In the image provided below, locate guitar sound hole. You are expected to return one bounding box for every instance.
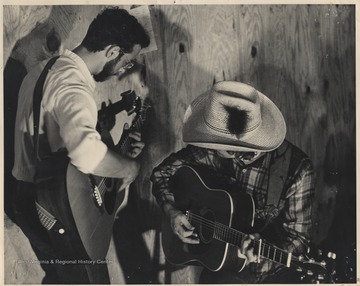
[104,190,116,214]
[198,209,215,244]
[104,179,113,189]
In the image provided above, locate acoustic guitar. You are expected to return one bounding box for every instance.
[161,165,335,283]
[35,90,148,260]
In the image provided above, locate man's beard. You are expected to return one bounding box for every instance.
[93,55,121,82]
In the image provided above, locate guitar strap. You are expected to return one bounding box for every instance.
[32,58,96,262]
[33,56,60,161]
[257,141,292,233]
[32,56,63,231]
[267,140,292,206]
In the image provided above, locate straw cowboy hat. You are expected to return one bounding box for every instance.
[182,81,286,152]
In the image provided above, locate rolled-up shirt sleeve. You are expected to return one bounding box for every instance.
[151,152,190,209]
[50,84,108,174]
[151,145,217,209]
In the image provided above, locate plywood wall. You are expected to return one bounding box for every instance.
[141,5,356,282]
[145,3,356,237]
[4,4,355,284]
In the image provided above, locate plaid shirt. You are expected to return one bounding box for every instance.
[151,140,314,257]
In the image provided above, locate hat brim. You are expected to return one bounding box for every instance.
[182,88,286,152]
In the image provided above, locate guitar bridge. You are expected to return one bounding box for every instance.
[92,185,103,207]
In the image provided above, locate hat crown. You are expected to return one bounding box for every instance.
[182,80,286,152]
[204,82,262,136]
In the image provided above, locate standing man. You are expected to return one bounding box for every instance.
[151,81,315,283]
[12,7,150,284]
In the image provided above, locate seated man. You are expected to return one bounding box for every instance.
[150,81,315,283]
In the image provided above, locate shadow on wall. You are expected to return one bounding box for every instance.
[11,5,81,70]
[4,15,65,284]
[111,7,207,284]
[253,37,356,284]
[111,7,356,283]
[312,40,356,283]
[321,132,356,283]
[3,58,28,221]
[4,10,65,222]
[5,4,355,285]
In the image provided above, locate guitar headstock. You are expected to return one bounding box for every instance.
[120,90,140,116]
[97,89,141,134]
[292,248,336,283]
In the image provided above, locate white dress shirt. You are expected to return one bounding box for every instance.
[12,49,107,183]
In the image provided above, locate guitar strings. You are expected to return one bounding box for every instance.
[188,213,330,279]
[187,209,332,281]
[188,212,304,268]
[189,211,328,277]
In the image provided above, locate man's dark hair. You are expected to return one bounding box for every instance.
[81,7,150,53]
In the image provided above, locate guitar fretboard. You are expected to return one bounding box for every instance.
[96,102,149,195]
[187,211,291,267]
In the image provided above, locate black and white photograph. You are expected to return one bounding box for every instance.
[2,2,357,284]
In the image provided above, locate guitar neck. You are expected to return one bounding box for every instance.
[98,90,137,121]
[187,211,292,268]
[115,117,143,154]
[94,104,148,195]
[98,99,130,119]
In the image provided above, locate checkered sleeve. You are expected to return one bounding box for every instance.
[281,157,315,254]
[150,145,213,210]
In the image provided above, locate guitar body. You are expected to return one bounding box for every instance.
[34,91,144,261]
[161,166,335,283]
[66,164,126,260]
[35,152,126,260]
[162,165,255,272]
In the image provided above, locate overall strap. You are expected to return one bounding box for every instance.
[256,141,293,233]
[266,140,292,206]
[33,56,60,161]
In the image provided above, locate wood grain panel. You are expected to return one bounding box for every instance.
[4,4,355,284]
[142,5,355,282]
[3,5,52,64]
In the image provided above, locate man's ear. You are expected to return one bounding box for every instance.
[105,45,121,59]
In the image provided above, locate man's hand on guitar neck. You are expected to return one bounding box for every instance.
[239,234,259,265]
[163,203,200,244]
[125,131,145,158]
[238,233,275,272]
[117,110,145,159]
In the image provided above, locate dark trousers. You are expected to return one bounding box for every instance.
[12,181,110,284]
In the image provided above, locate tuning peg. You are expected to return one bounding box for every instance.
[309,258,315,263]
[298,255,304,261]
[320,260,326,267]
[327,252,336,260]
